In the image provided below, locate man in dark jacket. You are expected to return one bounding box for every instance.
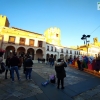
[24,55,33,80]
[10,53,20,82]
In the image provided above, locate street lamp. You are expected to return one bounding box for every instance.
[81,34,91,55]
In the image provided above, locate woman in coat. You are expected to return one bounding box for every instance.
[55,59,67,89]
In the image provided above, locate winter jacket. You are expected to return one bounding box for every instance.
[55,62,66,79]
[24,58,33,68]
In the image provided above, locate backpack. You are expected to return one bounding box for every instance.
[0,62,5,73]
[49,75,56,84]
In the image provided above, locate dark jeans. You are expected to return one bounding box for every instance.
[11,66,20,81]
[57,78,64,88]
[25,68,32,79]
[50,62,54,66]
[78,64,82,70]
[5,69,11,79]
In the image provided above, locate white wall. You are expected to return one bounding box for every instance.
[46,43,81,59]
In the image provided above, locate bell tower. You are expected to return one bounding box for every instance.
[44,27,61,46]
[0,15,10,27]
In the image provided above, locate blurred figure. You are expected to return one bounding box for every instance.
[55,59,67,89]
[46,58,49,65]
[95,56,100,72]
[23,54,27,74]
[0,50,5,74]
[24,55,33,80]
[5,56,11,79]
[18,56,23,70]
[77,58,81,70]
[38,58,40,63]
[10,53,20,82]
[50,57,54,67]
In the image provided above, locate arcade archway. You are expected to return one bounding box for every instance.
[17,47,25,56]
[27,48,34,60]
[36,49,43,59]
[5,46,15,58]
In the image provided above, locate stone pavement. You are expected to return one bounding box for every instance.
[34,63,100,100]
[0,63,100,100]
[0,67,43,100]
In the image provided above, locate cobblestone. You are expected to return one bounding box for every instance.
[0,63,100,100]
[34,63,100,100]
[0,65,43,100]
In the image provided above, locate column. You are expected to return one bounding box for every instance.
[34,39,38,47]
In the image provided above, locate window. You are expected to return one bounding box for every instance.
[51,46,53,51]
[8,36,15,44]
[47,46,49,51]
[55,47,57,52]
[61,49,63,53]
[74,51,76,54]
[70,50,72,54]
[19,38,25,45]
[56,34,58,37]
[66,50,68,53]
[29,39,34,46]
[38,41,42,47]
[77,51,78,55]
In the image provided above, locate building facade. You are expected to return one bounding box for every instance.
[45,43,80,61]
[78,37,100,57]
[0,15,99,62]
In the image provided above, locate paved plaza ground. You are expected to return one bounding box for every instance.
[0,63,100,100]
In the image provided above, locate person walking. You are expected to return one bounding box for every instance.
[5,56,11,79]
[55,59,67,89]
[10,53,20,82]
[77,58,81,70]
[23,54,27,74]
[24,55,33,80]
[18,56,23,70]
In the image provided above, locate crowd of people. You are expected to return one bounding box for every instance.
[0,49,68,89]
[38,57,55,67]
[0,51,33,82]
[1,48,100,90]
[70,55,100,72]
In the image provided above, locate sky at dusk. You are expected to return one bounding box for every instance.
[0,0,100,47]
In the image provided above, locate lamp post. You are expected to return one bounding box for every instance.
[81,34,90,55]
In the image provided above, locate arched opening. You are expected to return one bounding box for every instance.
[17,47,25,56]
[51,54,53,58]
[5,46,15,59]
[60,54,64,59]
[27,48,34,60]
[70,55,72,59]
[36,49,43,59]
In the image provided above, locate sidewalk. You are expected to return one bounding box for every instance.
[0,63,100,100]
